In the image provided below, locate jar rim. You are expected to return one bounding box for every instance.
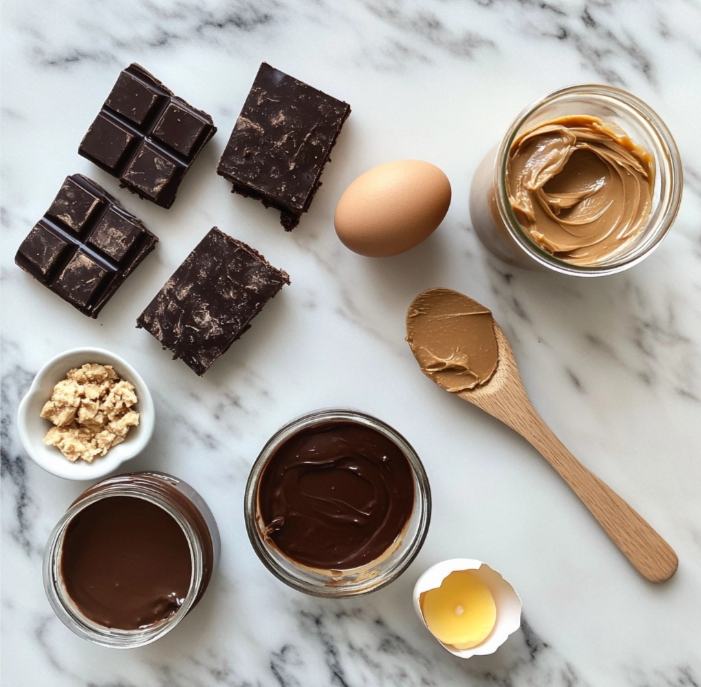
[494,83,683,276]
[43,482,205,649]
[244,408,432,597]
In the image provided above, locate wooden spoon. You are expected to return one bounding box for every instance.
[406,288,678,583]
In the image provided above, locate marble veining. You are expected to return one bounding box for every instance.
[1,342,40,558]
[2,0,701,685]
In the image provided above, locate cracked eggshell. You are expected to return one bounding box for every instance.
[413,558,522,658]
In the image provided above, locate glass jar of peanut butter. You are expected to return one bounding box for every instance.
[469,84,682,276]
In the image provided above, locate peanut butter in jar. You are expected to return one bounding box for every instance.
[469,85,682,277]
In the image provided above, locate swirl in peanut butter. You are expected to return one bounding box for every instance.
[507,116,654,265]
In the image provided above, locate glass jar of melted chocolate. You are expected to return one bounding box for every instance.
[43,471,220,648]
[245,409,431,597]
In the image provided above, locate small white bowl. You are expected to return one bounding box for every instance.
[17,348,155,480]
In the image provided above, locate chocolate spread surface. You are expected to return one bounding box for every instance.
[258,421,415,570]
[61,495,192,630]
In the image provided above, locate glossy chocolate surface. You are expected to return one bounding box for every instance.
[61,496,192,631]
[14,174,158,318]
[258,421,415,569]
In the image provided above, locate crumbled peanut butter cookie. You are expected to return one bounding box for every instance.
[41,363,139,463]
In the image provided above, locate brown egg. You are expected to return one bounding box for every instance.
[334,160,451,257]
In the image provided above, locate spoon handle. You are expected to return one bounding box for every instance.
[513,404,678,582]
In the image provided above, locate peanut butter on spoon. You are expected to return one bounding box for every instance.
[406,289,498,392]
[406,288,678,583]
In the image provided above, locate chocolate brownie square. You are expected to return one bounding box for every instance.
[217,63,350,230]
[136,227,290,375]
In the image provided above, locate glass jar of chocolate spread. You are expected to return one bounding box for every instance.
[245,408,431,597]
[43,471,220,648]
[469,84,682,276]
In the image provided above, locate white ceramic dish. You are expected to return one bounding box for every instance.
[17,348,155,480]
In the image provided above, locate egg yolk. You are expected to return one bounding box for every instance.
[420,571,497,649]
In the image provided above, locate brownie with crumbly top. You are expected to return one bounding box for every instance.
[217,63,350,230]
[136,227,290,376]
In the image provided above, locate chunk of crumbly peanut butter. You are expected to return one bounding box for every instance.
[41,363,139,463]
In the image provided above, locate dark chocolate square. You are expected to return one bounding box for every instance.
[53,250,112,309]
[105,71,162,125]
[17,223,72,278]
[79,113,137,173]
[78,63,216,209]
[136,227,290,376]
[15,174,158,318]
[46,177,101,234]
[216,63,350,230]
[121,141,182,207]
[87,208,144,264]
[152,101,209,156]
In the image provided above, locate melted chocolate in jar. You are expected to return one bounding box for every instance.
[258,421,415,569]
[61,496,192,630]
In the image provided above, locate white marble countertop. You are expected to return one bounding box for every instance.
[2,1,701,685]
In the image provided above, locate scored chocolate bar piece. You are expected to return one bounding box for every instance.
[217,63,351,230]
[136,227,290,376]
[79,63,216,208]
[15,174,158,318]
